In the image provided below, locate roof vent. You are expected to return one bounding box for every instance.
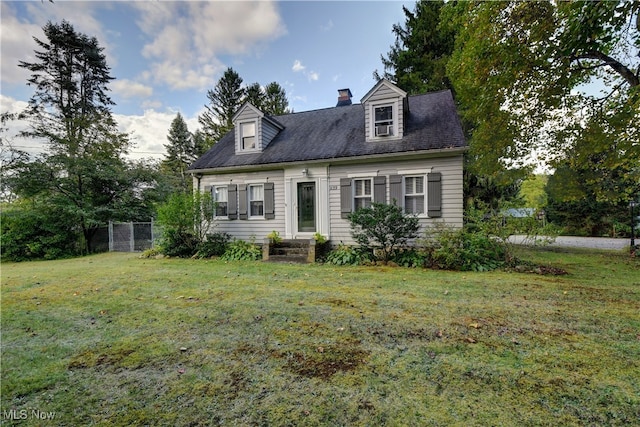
[336,88,352,107]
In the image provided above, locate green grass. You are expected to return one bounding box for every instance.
[1,249,639,426]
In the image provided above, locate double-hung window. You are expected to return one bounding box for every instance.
[241,122,256,150]
[374,105,394,137]
[353,178,372,210]
[212,186,228,218]
[404,176,425,214]
[248,184,264,217]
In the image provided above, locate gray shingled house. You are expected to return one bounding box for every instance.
[188,79,467,246]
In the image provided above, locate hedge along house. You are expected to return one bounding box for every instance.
[188,79,467,245]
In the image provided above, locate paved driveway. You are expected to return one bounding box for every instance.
[509,235,631,251]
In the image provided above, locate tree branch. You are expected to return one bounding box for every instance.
[571,50,639,87]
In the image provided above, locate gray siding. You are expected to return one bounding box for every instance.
[200,170,285,241]
[262,119,280,149]
[197,155,463,246]
[328,155,464,244]
[233,108,280,151]
[363,84,404,141]
[234,107,261,151]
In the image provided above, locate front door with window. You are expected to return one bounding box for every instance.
[297,182,316,232]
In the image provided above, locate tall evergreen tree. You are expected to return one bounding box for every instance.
[191,129,210,158]
[244,82,265,111]
[162,113,196,193]
[198,67,245,142]
[12,20,158,254]
[198,69,291,145]
[375,0,454,94]
[263,82,290,115]
[19,21,120,153]
[243,81,290,115]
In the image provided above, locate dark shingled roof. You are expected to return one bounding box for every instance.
[189,89,466,171]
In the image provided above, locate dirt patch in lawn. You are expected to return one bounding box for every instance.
[275,339,369,380]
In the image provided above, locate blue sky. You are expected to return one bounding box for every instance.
[1,1,412,159]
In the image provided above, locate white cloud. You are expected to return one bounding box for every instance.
[133,1,286,91]
[0,93,197,162]
[112,79,153,100]
[0,3,45,86]
[292,59,319,82]
[292,60,306,72]
[141,100,164,111]
[115,110,176,160]
[0,95,45,157]
[114,110,202,161]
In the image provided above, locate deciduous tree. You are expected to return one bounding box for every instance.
[446,1,639,201]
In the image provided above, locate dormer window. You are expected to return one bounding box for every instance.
[374,105,394,137]
[240,122,256,150]
[361,79,407,142]
[232,102,284,154]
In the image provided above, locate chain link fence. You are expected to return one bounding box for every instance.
[92,221,160,252]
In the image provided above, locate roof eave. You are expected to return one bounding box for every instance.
[187,146,468,175]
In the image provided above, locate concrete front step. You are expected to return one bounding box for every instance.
[266,254,309,264]
[277,239,311,248]
[263,238,314,263]
[271,247,308,256]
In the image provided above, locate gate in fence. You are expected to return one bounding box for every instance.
[107,221,158,252]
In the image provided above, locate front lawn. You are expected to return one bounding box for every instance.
[1,249,639,426]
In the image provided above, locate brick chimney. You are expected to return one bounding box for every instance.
[336,88,352,107]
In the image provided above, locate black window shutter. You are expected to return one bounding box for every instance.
[264,182,275,219]
[373,176,386,203]
[238,184,248,220]
[389,175,403,207]
[427,172,442,217]
[227,184,238,219]
[340,178,352,219]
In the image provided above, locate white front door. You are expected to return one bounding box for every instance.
[285,166,329,239]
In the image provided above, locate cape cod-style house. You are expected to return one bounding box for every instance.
[188,79,467,247]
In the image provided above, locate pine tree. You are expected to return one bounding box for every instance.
[198,67,245,142]
[192,129,210,158]
[162,113,195,193]
[14,20,158,254]
[244,82,265,111]
[244,81,290,115]
[263,82,290,115]
[375,0,454,94]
